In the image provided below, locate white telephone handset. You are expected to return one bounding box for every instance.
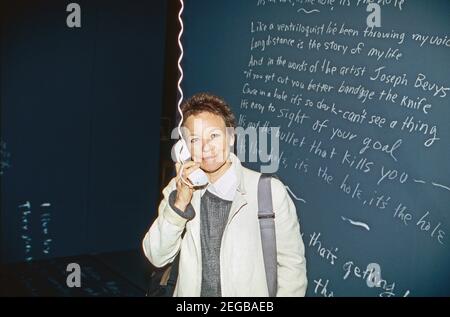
[172,139,209,187]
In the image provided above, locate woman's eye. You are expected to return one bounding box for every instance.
[211,133,220,139]
[190,138,199,144]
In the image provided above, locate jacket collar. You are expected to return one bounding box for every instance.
[229,152,246,195]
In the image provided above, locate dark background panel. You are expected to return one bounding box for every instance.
[1,0,96,262]
[1,0,166,263]
[85,0,166,253]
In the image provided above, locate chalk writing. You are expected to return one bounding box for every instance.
[0,140,11,175]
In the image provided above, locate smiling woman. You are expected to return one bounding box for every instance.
[183,111,234,181]
[180,94,236,182]
[142,92,308,297]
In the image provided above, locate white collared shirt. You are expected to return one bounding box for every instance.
[201,162,238,202]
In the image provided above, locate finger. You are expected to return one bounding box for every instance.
[183,162,201,174]
[179,174,194,189]
[183,167,201,181]
[175,162,181,174]
[176,168,193,187]
[178,163,199,180]
[182,161,198,169]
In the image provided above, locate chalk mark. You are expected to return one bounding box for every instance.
[341,216,370,231]
[297,8,320,14]
[285,186,306,203]
[19,201,31,209]
[432,182,450,192]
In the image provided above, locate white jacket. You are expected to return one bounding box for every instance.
[142,153,307,297]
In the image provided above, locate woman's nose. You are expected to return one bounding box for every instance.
[202,139,214,153]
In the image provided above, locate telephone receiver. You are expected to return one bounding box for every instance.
[172,139,209,187]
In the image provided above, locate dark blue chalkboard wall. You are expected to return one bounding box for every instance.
[182,0,450,296]
[1,0,166,263]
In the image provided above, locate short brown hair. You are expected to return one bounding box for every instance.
[181,93,236,128]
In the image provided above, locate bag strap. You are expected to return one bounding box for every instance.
[258,173,277,297]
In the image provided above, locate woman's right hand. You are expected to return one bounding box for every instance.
[173,161,201,212]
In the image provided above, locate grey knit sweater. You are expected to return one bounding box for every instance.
[169,190,233,297]
[199,190,232,297]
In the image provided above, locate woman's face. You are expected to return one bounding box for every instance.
[183,111,234,174]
